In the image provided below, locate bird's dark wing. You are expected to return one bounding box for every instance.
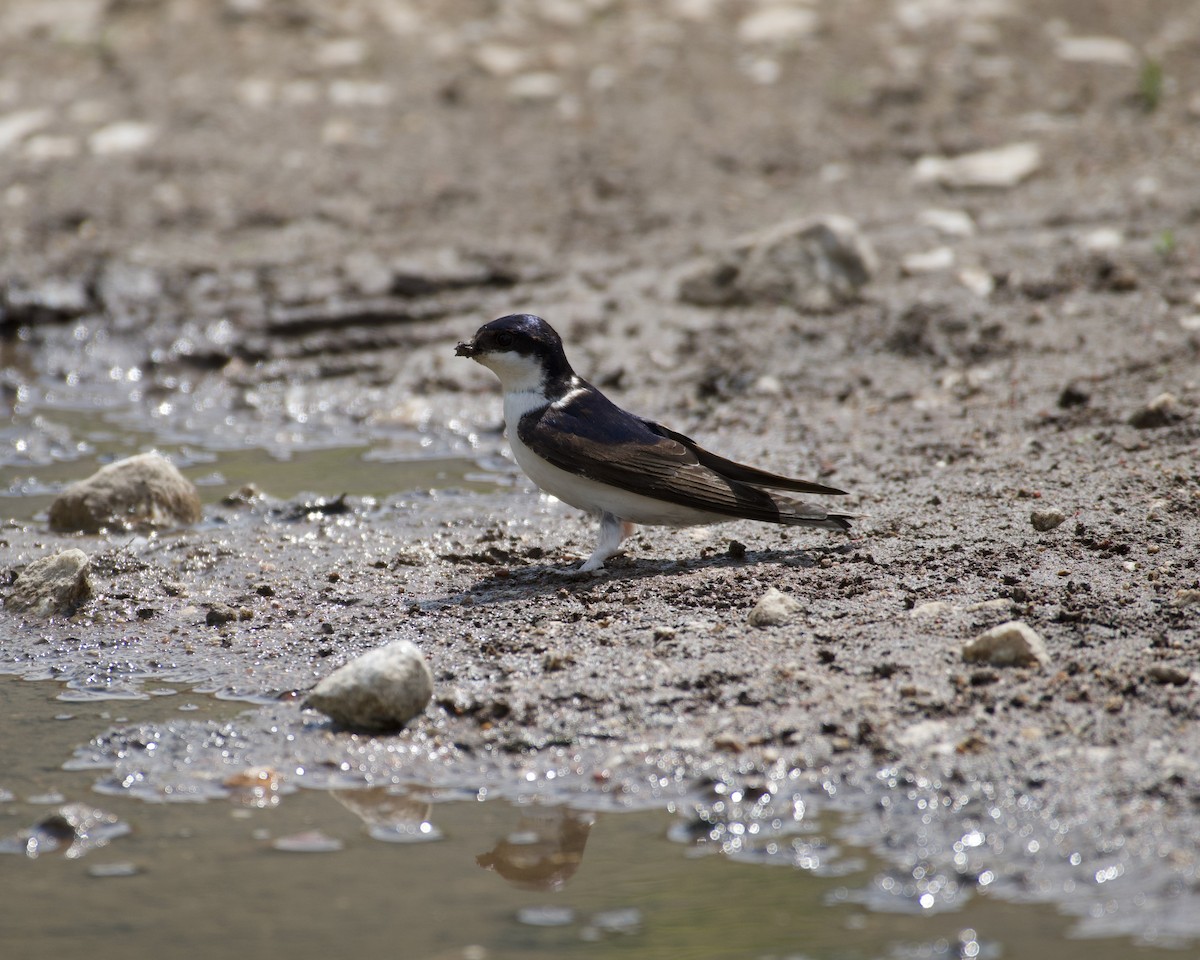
[646,422,846,495]
[518,386,847,525]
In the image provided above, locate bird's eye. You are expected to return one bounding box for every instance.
[496,331,514,348]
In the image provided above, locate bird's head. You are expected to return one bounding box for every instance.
[456,314,573,390]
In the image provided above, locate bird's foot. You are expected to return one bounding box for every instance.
[561,513,633,577]
[547,562,607,578]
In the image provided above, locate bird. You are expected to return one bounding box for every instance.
[456,313,851,573]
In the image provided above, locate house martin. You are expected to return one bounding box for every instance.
[456,314,851,573]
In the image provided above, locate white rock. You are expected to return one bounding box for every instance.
[49,452,201,533]
[0,108,52,152]
[958,267,995,298]
[737,6,818,44]
[748,587,802,627]
[315,38,368,68]
[902,246,955,275]
[88,121,157,156]
[962,621,1050,669]
[918,208,976,237]
[473,43,528,78]
[1055,36,1138,67]
[6,550,93,618]
[1079,227,1123,251]
[913,142,1041,189]
[306,640,434,731]
[752,374,783,396]
[964,599,1012,613]
[911,600,953,619]
[508,72,563,101]
[1178,314,1200,332]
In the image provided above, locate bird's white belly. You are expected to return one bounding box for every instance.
[506,421,727,528]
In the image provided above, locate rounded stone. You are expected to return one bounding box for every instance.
[306,640,434,732]
[49,452,202,533]
[962,621,1050,669]
[748,587,802,627]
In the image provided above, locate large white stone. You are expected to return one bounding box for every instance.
[49,452,201,533]
[307,641,434,731]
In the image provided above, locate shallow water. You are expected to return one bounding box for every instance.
[0,403,502,522]
[1,385,1195,958]
[0,675,1185,960]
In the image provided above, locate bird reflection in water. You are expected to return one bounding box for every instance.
[476,805,595,890]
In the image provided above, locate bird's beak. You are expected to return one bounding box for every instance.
[455,340,478,358]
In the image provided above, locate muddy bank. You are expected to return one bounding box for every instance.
[2,0,1199,946]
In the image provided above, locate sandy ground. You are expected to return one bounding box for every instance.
[3,0,1200,944]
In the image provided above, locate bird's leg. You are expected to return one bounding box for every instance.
[574,513,636,574]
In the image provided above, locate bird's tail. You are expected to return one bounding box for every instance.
[772,494,854,531]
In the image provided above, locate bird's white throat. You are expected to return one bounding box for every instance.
[473,350,545,394]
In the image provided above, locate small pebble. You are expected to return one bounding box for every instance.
[918,208,975,237]
[88,121,157,155]
[1146,664,1190,686]
[958,267,995,298]
[913,142,1041,189]
[1055,35,1138,66]
[962,621,1050,669]
[901,246,955,275]
[473,43,527,77]
[737,7,818,44]
[910,600,953,619]
[748,587,801,627]
[1030,507,1067,532]
[507,72,562,101]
